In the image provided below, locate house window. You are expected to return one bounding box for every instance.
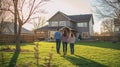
[81,32,89,38]
[59,21,66,26]
[77,22,87,27]
[51,21,58,26]
[115,27,119,31]
[115,27,120,31]
[49,31,55,39]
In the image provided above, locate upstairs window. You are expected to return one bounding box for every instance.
[115,27,120,31]
[77,22,87,27]
[59,21,66,26]
[51,21,58,26]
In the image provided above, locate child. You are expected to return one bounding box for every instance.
[68,32,76,54]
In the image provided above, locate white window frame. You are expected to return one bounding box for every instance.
[59,21,66,26]
[51,21,58,26]
[77,22,87,27]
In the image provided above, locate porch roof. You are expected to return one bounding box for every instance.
[36,25,63,31]
[36,26,77,32]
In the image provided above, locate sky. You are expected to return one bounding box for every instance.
[23,0,101,33]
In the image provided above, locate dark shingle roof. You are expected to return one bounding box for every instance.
[68,14,93,22]
[2,22,34,35]
[36,26,74,31]
[36,25,63,31]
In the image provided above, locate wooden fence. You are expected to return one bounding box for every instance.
[0,34,35,43]
[92,36,120,41]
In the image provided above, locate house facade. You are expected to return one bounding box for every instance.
[36,11,94,40]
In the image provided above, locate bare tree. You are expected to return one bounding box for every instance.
[0,0,49,51]
[0,0,12,34]
[32,17,46,31]
[92,0,120,20]
[101,18,115,36]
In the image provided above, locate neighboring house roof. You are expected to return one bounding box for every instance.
[2,22,34,35]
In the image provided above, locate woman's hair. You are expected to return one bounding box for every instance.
[63,30,67,37]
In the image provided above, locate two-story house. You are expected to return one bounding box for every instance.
[36,11,94,40]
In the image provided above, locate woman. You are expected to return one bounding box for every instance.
[68,32,75,54]
[61,30,68,55]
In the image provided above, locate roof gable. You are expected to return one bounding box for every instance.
[48,11,93,23]
[48,11,71,21]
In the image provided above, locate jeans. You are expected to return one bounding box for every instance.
[70,43,74,54]
[62,42,68,55]
[56,39,61,53]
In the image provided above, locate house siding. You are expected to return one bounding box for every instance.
[75,22,89,32]
[76,27,89,33]
[48,13,71,27]
[70,22,76,28]
[89,17,94,36]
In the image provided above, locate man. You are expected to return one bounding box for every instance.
[54,28,61,54]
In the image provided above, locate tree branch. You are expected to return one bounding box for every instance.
[0,8,14,14]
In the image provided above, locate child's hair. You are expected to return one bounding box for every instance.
[63,30,67,37]
[71,33,74,37]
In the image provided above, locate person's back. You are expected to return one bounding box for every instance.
[69,36,75,43]
[54,31,61,39]
[61,35,67,42]
[54,29,61,54]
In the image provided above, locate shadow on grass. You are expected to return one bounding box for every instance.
[76,41,120,50]
[20,43,34,46]
[63,55,108,67]
[8,51,20,67]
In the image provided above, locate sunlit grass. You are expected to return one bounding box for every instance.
[0,41,120,67]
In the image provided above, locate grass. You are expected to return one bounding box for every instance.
[0,41,120,67]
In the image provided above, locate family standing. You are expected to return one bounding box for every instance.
[54,28,76,55]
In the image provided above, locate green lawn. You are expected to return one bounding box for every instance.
[0,41,120,67]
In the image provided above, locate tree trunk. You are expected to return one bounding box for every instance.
[15,23,22,51]
[15,34,21,51]
[13,0,21,51]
